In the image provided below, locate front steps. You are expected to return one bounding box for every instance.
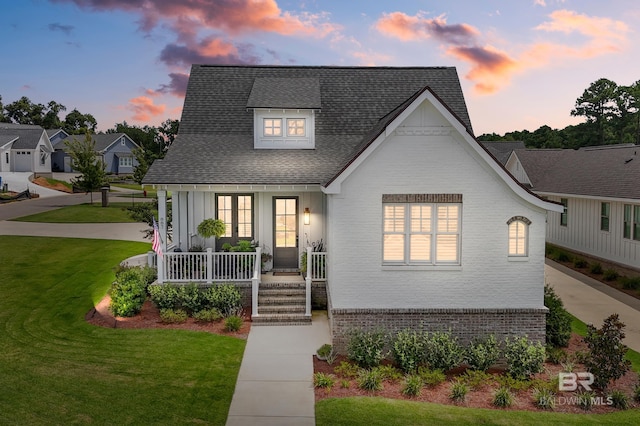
[252,282,311,325]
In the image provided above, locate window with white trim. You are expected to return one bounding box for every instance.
[254,109,314,149]
[600,202,610,232]
[560,198,568,226]
[507,216,530,257]
[383,195,461,265]
[119,156,133,167]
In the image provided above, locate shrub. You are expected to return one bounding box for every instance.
[159,308,188,323]
[546,346,567,364]
[224,315,243,332]
[584,314,631,390]
[317,344,333,359]
[391,329,427,373]
[417,367,446,387]
[401,375,423,397]
[340,379,351,389]
[608,389,629,410]
[464,335,500,371]
[201,284,242,316]
[179,283,203,314]
[460,370,494,390]
[544,285,572,347]
[334,361,360,379]
[573,258,588,268]
[590,262,603,274]
[192,308,222,323]
[533,387,556,410]
[423,331,464,372]
[571,350,589,365]
[450,380,469,403]
[504,336,545,380]
[633,383,640,402]
[495,375,533,392]
[374,365,403,382]
[356,369,383,392]
[493,386,514,408]
[578,390,596,411]
[149,284,181,310]
[555,251,571,262]
[603,269,619,281]
[620,276,640,290]
[313,372,335,390]
[347,329,388,368]
[109,268,147,317]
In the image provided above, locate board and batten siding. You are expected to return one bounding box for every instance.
[326,100,549,310]
[545,195,640,269]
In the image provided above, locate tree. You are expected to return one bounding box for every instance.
[65,133,106,203]
[63,108,97,134]
[571,78,619,145]
[4,96,46,125]
[0,95,7,123]
[42,101,66,129]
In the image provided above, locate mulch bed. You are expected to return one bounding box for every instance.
[314,334,639,414]
[86,294,251,339]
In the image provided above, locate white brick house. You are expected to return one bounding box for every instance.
[143,65,562,349]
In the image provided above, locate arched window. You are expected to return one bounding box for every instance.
[507,216,531,257]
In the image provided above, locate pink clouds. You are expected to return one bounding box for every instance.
[128,96,166,122]
[375,9,630,95]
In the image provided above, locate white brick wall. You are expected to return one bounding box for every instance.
[327,102,548,310]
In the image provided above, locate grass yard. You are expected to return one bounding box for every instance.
[0,236,245,425]
[316,316,640,425]
[10,202,148,223]
[110,183,160,198]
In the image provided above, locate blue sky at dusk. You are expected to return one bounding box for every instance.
[1,0,638,135]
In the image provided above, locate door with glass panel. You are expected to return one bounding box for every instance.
[216,194,253,250]
[273,197,298,269]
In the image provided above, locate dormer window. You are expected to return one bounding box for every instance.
[247,77,321,150]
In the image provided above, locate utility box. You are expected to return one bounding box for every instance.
[101,186,109,207]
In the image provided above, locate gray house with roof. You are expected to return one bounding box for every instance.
[55,133,140,174]
[144,65,562,350]
[506,145,640,270]
[0,123,53,173]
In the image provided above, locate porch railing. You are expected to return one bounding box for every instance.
[155,248,260,284]
[304,248,327,317]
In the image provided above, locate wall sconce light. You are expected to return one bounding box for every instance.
[304,207,311,225]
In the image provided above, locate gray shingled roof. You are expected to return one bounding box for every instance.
[0,124,46,150]
[247,78,321,109]
[144,65,474,185]
[60,133,131,152]
[481,141,526,165]
[514,145,640,200]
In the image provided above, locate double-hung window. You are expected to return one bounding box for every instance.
[626,204,640,241]
[560,198,568,226]
[600,202,610,232]
[383,194,461,266]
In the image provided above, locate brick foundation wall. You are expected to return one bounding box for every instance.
[329,307,547,354]
[312,281,327,310]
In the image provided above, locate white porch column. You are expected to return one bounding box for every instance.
[305,247,312,317]
[157,190,167,284]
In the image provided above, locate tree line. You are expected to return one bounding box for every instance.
[0,94,178,184]
[480,78,640,148]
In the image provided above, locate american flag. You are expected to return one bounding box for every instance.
[152,217,163,258]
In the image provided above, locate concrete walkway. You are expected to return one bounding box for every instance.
[545,259,640,353]
[0,221,149,242]
[226,311,331,426]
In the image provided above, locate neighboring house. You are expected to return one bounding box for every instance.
[481,141,526,165]
[506,145,640,270]
[143,65,562,351]
[57,133,140,174]
[47,129,70,172]
[0,123,53,173]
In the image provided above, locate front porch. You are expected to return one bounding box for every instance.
[151,248,327,324]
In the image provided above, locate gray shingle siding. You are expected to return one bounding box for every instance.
[145,65,473,185]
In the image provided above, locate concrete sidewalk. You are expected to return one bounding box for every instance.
[226,312,331,426]
[0,221,149,242]
[545,259,640,353]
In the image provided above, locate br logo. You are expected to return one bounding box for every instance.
[558,372,594,391]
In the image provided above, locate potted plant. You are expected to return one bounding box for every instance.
[197,218,226,246]
[316,344,333,361]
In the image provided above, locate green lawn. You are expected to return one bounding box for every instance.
[110,183,159,198]
[0,236,245,425]
[10,202,147,223]
[316,315,640,425]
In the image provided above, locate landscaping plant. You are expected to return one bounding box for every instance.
[504,336,545,380]
[544,285,572,347]
[159,308,188,323]
[464,334,500,371]
[347,329,388,368]
[584,314,631,390]
[449,380,469,403]
[391,329,427,373]
[423,331,464,372]
[224,315,243,332]
[493,386,514,408]
[401,375,423,397]
[109,267,148,317]
[356,369,384,392]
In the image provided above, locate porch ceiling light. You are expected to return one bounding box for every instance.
[304,207,311,225]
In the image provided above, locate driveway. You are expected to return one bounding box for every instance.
[0,172,70,198]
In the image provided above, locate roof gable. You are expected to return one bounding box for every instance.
[0,124,50,150]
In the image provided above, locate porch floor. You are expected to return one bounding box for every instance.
[260,271,304,284]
